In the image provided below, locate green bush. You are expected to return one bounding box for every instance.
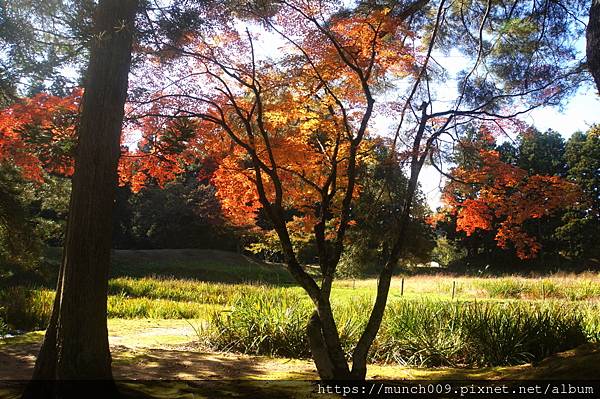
[460,302,586,366]
[378,300,588,367]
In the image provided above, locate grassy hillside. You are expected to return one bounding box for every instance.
[41,247,294,285]
[111,249,293,284]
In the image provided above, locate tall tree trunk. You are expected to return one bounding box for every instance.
[588,0,600,93]
[306,309,352,380]
[306,312,337,380]
[22,0,138,397]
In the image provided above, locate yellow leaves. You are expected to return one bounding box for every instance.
[264,110,289,127]
[298,116,320,136]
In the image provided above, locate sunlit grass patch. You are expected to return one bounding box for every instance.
[334,274,600,301]
[109,277,244,304]
[2,270,600,367]
[108,295,222,319]
[0,285,228,330]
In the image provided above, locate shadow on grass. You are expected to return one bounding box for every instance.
[111,249,296,286]
[0,341,321,398]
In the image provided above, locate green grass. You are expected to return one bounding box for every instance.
[0,286,226,330]
[108,295,222,319]
[333,273,600,301]
[111,249,294,284]
[3,270,600,334]
[0,249,295,331]
[2,249,600,373]
[202,288,313,358]
[203,294,599,368]
[109,277,260,304]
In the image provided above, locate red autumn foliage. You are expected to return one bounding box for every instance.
[438,127,581,259]
[0,90,81,181]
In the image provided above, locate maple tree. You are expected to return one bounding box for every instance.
[0,93,79,278]
[0,0,590,384]
[120,0,588,380]
[436,125,581,259]
[122,0,423,379]
[0,91,80,182]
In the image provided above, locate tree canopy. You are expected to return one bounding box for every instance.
[0,0,597,385]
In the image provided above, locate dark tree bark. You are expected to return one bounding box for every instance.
[22,0,138,397]
[306,312,336,380]
[588,0,600,93]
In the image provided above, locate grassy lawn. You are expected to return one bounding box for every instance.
[1,248,600,395]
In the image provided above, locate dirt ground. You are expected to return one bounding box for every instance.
[0,319,320,381]
[1,319,599,398]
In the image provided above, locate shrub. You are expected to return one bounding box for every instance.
[374,301,467,367]
[459,302,586,366]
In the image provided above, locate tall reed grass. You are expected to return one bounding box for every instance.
[203,292,598,368]
[108,277,254,304]
[203,288,312,358]
[2,274,599,369]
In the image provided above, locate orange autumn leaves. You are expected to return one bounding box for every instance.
[439,137,580,259]
[208,94,361,230]
[207,12,413,229]
[0,91,80,181]
[120,4,416,233]
[0,3,576,260]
